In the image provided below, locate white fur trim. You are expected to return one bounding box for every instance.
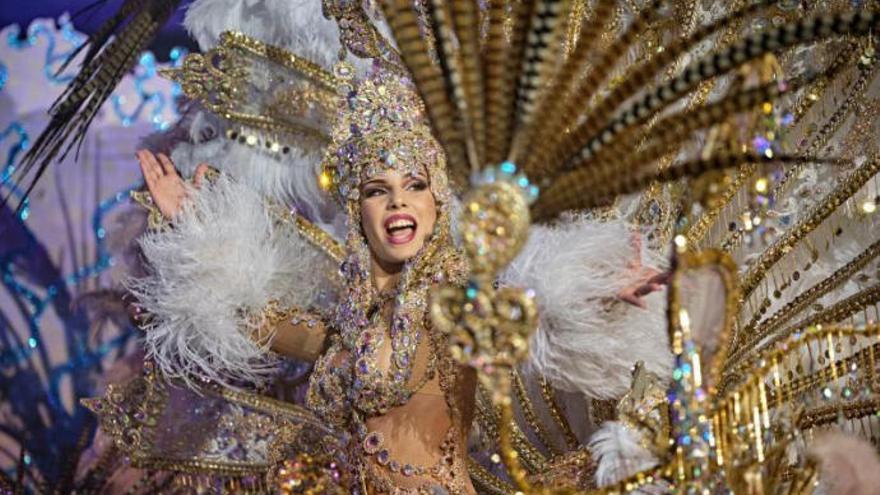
[129,176,339,389]
[503,216,672,399]
[809,431,880,495]
[589,421,660,488]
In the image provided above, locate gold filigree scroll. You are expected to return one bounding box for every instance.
[83,359,348,492]
[161,31,337,146]
[606,252,880,494]
[162,41,248,116]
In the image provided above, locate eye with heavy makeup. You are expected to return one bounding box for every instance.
[359,167,438,273]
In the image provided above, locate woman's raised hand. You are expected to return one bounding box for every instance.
[136,149,209,219]
[617,268,669,309]
[616,232,669,309]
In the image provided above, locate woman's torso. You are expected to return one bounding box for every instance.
[307,309,476,494]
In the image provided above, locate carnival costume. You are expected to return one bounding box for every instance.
[11,0,880,493]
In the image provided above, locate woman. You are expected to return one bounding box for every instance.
[132,68,666,493]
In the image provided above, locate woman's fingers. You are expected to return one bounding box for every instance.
[137,152,153,186]
[626,232,644,270]
[157,153,177,176]
[193,163,210,189]
[138,150,163,180]
[618,278,665,309]
[619,291,648,309]
[137,150,162,189]
[634,283,664,297]
[645,270,671,286]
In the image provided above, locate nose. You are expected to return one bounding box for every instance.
[388,188,407,209]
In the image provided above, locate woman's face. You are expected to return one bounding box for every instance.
[360,166,438,269]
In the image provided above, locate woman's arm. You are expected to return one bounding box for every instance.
[270,320,328,362]
[253,306,329,362]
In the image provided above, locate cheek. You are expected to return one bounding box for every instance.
[360,200,382,241]
[418,195,438,235]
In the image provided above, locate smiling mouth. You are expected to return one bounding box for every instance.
[384,214,417,245]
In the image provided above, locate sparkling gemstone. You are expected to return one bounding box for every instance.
[363,431,383,453]
[356,359,370,374]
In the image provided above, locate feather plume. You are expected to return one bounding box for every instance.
[183,0,341,68]
[502,215,671,398]
[11,0,182,204]
[809,432,880,495]
[589,421,660,489]
[128,175,339,390]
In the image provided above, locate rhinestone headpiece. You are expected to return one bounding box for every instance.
[320,63,447,205]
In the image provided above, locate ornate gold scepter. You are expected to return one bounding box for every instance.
[430,162,540,491]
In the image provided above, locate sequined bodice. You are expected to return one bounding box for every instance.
[306,319,477,493]
[306,318,437,428]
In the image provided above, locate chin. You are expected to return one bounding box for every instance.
[385,246,420,264]
[380,238,426,265]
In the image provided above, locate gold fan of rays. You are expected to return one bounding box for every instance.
[383,0,878,219]
[386,0,880,493]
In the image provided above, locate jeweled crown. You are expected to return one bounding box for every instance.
[320,63,446,205]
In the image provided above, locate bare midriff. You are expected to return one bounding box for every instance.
[363,329,477,493]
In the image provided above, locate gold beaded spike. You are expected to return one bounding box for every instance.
[385,0,880,221]
[380,0,471,186]
[482,0,529,165]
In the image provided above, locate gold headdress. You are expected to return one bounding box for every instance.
[308,63,468,434]
[320,64,449,206]
[317,62,462,288]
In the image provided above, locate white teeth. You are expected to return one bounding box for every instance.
[387,219,415,229]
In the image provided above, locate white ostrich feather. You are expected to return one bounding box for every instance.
[502,215,672,399]
[184,0,341,68]
[128,175,339,390]
[589,421,661,490]
[168,130,344,233]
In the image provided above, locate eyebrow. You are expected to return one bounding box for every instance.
[361,173,427,188]
[361,177,388,188]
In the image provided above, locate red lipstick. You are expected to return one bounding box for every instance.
[383,213,417,245]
